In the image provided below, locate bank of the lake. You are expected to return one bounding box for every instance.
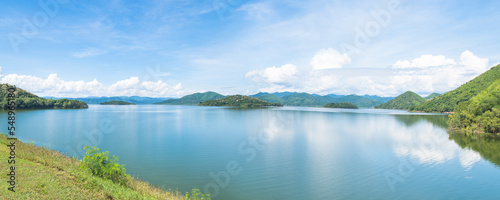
[0,134,183,199]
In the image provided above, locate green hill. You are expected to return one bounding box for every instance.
[198,95,283,107]
[425,93,441,100]
[448,79,500,136]
[0,84,88,109]
[281,93,334,106]
[375,91,425,110]
[410,64,500,112]
[323,102,359,109]
[252,94,285,104]
[155,91,224,105]
[100,100,135,105]
[332,95,382,108]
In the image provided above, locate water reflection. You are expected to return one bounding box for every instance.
[449,132,500,168]
[391,114,482,169]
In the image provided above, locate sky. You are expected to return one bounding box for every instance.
[0,0,499,97]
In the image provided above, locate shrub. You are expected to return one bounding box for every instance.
[81,146,129,185]
[185,188,211,200]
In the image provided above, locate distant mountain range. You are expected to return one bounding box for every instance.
[46,91,394,107]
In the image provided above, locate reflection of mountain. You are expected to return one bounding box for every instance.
[393,114,449,129]
[449,132,500,167]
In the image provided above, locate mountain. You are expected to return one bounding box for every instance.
[362,95,394,103]
[272,92,300,98]
[409,64,500,112]
[155,91,225,105]
[198,95,283,107]
[375,91,425,110]
[448,79,500,136]
[251,94,285,104]
[100,100,135,105]
[326,94,346,99]
[1,84,88,109]
[281,93,334,106]
[425,93,441,100]
[46,96,172,104]
[323,102,359,109]
[331,95,382,108]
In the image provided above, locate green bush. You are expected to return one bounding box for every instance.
[80,146,129,185]
[185,188,211,200]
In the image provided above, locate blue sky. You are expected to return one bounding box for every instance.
[1,0,499,97]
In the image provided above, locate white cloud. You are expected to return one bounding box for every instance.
[393,54,457,68]
[0,74,185,97]
[311,48,351,70]
[237,3,273,20]
[246,50,491,96]
[72,47,108,58]
[245,64,298,83]
[459,50,489,73]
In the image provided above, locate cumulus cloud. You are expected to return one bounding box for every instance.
[311,48,351,70]
[393,54,457,68]
[0,74,185,97]
[245,64,298,83]
[459,50,489,73]
[246,50,491,96]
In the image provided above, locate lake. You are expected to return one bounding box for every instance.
[2,105,500,199]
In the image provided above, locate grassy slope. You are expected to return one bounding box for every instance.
[410,64,500,112]
[375,91,425,110]
[0,134,182,200]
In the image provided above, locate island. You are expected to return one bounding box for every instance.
[100,100,136,105]
[198,95,283,108]
[323,102,359,109]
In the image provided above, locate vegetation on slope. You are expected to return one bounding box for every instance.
[425,93,441,100]
[323,102,359,109]
[198,95,283,107]
[280,93,334,106]
[0,134,187,199]
[362,95,394,103]
[410,64,500,112]
[448,79,500,137]
[0,84,88,109]
[100,100,136,105]
[250,93,285,104]
[376,91,425,110]
[155,91,224,105]
[332,94,382,107]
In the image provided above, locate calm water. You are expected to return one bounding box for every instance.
[2,105,500,199]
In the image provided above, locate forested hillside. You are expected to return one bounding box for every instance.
[0,84,88,109]
[155,91,224,105]
[409,64,500,112]
[376,91,425,110]
[198,95,282,107]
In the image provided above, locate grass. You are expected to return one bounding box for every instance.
[0,134,184,200]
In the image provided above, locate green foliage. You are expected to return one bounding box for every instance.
[425,93,441,100]
[410,64,500,112]
[375,91,425,110]
[0,84,88,110]
[100,100,135,105]
[448,79,500,136]
[198,95,283,107]
[185,188,211,200]
[80,146,130,185]
[323,102,359,109]
[155,91,225,105]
